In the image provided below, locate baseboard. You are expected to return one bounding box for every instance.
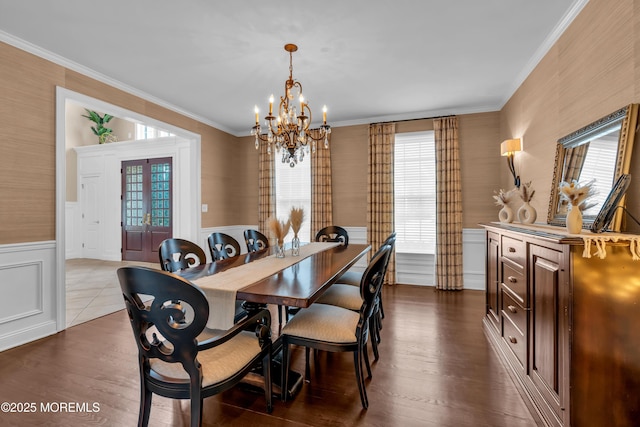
[0,321,57,352]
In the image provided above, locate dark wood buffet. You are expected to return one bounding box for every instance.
[481,222,640,427]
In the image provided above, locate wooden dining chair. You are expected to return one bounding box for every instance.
[207,232,241,261]
[117,266,273,427]
[315,225,349,246]
[159,237,245,323]
[244,229,270,253]
[280,244,392,409]
[314,233,396,360]
[158,238,207,272]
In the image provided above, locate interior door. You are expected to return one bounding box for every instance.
[122,157,173,262]
[81,175,101,259]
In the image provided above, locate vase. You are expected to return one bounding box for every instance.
[291,235,300,256]
[566,204,583,234]
[517,202,537,224]
[498,206,514,223]
[276,241,285,258]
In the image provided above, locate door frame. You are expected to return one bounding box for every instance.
[56,87,202,331]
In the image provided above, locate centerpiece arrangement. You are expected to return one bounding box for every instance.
[268,217,291,258]
[289,207,305,256]
[558,179,596,234]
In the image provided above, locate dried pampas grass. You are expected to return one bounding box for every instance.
[493,188,514,207]
[559,179,596,207]
[519,181,535,203]
[268,217,291,245]
[290,207,305,235]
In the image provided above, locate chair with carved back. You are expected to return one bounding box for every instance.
[280,244,391,409]
[207,232,241,261]
[158,238,206,273]
[315,232,396,360]
[117,266,272,427]
[315,226,349,246]
[244,229,270,253]
[159,237,246,323]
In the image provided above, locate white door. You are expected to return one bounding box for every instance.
[81,175,102,259]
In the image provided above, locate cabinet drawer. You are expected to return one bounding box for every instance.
[502,262,526,305]
[502,315,526,370]
[502,236,525,267]
[501,289,526,335]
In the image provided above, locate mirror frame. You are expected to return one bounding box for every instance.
[547,103,638,232]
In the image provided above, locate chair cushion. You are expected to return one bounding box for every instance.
[282,304,359,343]
[316,284,362,311]
[336,270,362,287]
[149,331,262,387]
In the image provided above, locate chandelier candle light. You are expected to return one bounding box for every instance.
[251,44,331,167]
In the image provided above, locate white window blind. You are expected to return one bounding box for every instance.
[394,131,436,254]
[576,137,618,216]
[275,156,311,242]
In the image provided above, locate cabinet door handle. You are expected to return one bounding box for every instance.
[507,305,517,313]
[508,247,516,253]
[508,336,518,344]
[508,276,517,283]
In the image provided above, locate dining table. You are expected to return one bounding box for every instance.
[176,241,371,398]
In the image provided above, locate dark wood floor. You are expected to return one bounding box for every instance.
[0,285,538,427]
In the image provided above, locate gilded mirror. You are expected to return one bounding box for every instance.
[547,104,638,232]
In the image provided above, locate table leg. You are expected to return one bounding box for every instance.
[242,301,304,400]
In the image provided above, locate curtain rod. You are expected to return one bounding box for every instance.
[372,114,456,125]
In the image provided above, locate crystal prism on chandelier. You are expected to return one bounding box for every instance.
[251,43,331,167]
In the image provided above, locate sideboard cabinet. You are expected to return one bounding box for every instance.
[481,223,640,427]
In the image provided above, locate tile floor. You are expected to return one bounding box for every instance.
[65,258,156,328]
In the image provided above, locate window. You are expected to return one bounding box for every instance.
[575,138,617,216]
[394,131,436,254]
[274,156,311,242]
[135,123,173,140]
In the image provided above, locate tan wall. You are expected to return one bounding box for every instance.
[4,0,640,245]
[501,0,640,232]
[0,41,249,244]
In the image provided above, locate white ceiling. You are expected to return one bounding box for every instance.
[0,0,586,136]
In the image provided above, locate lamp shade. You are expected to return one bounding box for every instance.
[501,138,522,156]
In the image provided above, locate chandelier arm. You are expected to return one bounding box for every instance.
[305,128,330,142]
[266,118,281,137]
[253,129,271,143]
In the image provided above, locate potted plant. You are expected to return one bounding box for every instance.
[82,108,116,144]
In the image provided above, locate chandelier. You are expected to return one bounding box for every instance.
[251,43,331,167]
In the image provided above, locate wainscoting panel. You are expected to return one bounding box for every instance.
[462,228,486,290]
[65,202,82,259]
[396,252,435,286]
[0,241,57,351]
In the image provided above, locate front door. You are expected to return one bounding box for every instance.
[121,157,173,262]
